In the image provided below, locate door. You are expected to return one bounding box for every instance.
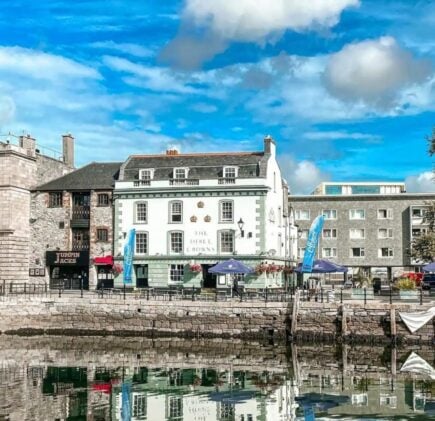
[135,265,149,288]
[202,264,217,288]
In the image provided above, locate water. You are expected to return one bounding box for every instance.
[0,336,433,420]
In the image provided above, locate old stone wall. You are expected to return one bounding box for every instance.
[35,154,72,186]
[0,297,290,339]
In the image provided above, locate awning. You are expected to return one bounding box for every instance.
[93,256,114,266]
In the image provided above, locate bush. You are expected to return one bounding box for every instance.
[396,278,416,290]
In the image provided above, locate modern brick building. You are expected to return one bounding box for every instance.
[289,182,435,279]
[0,134,73,283]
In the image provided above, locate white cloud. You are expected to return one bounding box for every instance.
[0,96,15,126]
[405,171,435,193]
[183,0,359,42]
[0,46,100,81]
[278,154,330,194]
[303,131,381,142]
[90,41,153,58]
[103,55,200,94]
[324,37,433,106]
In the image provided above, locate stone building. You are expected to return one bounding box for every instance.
[289,181,435,279]
[0,134,73,283]
[113,136,291,290]
[30,162,121,289]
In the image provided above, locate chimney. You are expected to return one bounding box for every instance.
[166,147,179,156]
[264,134,276,156]
[19,134,36,157]
[62,133,74,167]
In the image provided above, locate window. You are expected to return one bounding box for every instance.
[377,208,393,219]
[378,228,393,239]
[223,166,237,178]
[325,185,342,195]
[297,247,305,259]
[174,168,187,179]
[133,394,147,418]
[349,228,365,239]
[167,396,183,419]
[97,193,109,207]
[349,209,365,220]
[412,208,425,218]
[295,210,310,220]
[350,247,365,257]
[170,232,183,254]
[139,169,153,180]
[220,200,234,222]
[48,192,62,208]
[135,232,148,254]
[300,229,309,239]
[96,228,108,242]
[379,247,394,257]
[220,231,235,253]
[322,209,337,220]
[322,247,337,258]
[169,265,184,283]
[135,202,148,223]
[412,227,427,237]
[169,201,183,223]
[323,229,337,239]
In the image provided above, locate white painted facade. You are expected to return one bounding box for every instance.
[113,137,291,289]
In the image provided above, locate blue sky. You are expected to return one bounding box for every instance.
[0,0,434,193]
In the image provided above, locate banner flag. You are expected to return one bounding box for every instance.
[123,229,136,285]
[302,215,325,273]
[121,382,132,420]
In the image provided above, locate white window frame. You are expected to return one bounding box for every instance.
[139,169,153,180]
[322,247,337,258]
[223,166,238,179]
[173,167,188,179]
[135,232,148,255]
[322,228,337,239]
[169,231,183,254]
[377,208,393,219]
[322,209,337,220]
[350,247,365,258]
[169,265,184,284]
[295,210,310,220]
[219,200,234,223]
[349,228,365,239]
[349,209,365,220]
[379,247,394,258]
[169,201,183,223]
[219,230,235,253]
[134,201,148,224]
[378,228,393,239]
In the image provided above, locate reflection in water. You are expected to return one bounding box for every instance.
[0,337,433,420]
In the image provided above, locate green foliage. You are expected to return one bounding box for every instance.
[423,200,435,231]
[428,127,435,156]
[410,231,435,263]
[396,278,416,290]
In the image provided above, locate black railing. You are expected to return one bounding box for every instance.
[133,180,151,187]
[72,241,89,251]
[218,178,236,185]
[72,206,90,220]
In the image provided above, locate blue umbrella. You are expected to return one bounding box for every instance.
[423,262,435,272]
[209,259,254,274]
[294,259,348,273]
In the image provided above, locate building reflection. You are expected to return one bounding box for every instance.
[0,340,433,420]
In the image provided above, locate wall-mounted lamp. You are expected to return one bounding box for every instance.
[237,218,245,238]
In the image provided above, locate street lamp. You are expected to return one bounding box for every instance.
[237,218,245,238]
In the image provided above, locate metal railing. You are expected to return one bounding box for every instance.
[72,206,90,220]
[169,179,200,186]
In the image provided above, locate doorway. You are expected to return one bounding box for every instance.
[202,264,217,288]
[135,264,149,288]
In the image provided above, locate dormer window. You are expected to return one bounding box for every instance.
[139,169,153,181]
[174,168,188,179]
[223,166,237,179]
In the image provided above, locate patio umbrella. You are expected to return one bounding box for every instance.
[294,259,348,273]
[209,259,254,274]
[422,262,435,272]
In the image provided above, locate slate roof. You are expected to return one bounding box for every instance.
[36,162,122,191]
[121,152,268,181]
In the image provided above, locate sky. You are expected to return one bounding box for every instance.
[0,0,434,194]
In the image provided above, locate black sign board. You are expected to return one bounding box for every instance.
[46,251,90,266]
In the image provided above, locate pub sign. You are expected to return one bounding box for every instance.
[46,251,90,266]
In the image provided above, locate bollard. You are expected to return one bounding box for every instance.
[80,279,83,298]
[58,287,61,298]
[123,284,126,300]
[321,288,323,303]
[340,288,343,303]
[364,288,367,305]
[389,286,392,304]
[420,288,423,305]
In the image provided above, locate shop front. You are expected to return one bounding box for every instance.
[94,256,114,289]
[46,251,90,290]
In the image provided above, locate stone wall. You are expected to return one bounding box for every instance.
[35,154,72,186]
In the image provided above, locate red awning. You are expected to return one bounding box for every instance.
[93,256,114,266]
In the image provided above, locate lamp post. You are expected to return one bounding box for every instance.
[237,218,245,238]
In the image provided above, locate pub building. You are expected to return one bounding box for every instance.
[30,161,121,289]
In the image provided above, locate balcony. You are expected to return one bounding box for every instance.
[169,178,200,186]
[218,177,236,185]
[71,206,90,228]
[72,241,90,251]
[134,180,151,187]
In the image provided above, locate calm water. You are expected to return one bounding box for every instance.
[0,336,433,420]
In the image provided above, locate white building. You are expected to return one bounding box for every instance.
[113,136,291,290]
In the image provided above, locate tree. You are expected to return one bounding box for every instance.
[428,127,435,156]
